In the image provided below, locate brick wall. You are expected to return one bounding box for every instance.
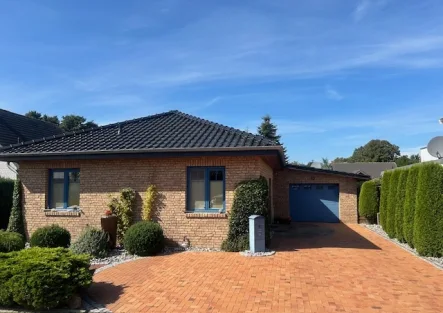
[273,168,359,223]
[258,159,274,220]
[19,156,269,248]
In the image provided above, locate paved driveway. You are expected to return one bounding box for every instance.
[89,224,443,313]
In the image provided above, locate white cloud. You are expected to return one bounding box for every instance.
[325,85,343,100]
[353,0,388,22]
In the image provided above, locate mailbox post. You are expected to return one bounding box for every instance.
[249,215,265,253]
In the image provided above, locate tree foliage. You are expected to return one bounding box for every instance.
[358,179,379,223]
[6,179,24,237]
[379,171,392,229]
[385,170,401,238]
[394,169,409,242]
[395,154,420,167]
[403,165,421,248]
[350,140,400,162]
[257,114,288,163]
[321,157,331,169]
[413,163,443,256]
[142,185,158,221]
[25,111,98,131]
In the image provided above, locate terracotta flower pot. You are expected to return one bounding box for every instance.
[101,215,118,249]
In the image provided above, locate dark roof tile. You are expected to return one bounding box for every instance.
[0,110,278,155]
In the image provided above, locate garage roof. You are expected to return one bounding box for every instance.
[285,164,371,180]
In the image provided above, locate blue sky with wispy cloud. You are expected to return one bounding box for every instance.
[1,0,443,162]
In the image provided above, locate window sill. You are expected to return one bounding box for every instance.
[44,209,81,217]
[185,212,227,219]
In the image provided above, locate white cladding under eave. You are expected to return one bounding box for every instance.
[420,147,438,162]
[0,162,17,179]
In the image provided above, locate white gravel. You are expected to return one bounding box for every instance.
[90,248,140,265]
[239,250,276,257]
[364,224,443,270]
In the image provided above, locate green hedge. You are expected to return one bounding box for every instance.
[358,179,379,223]
[413,163,443,256]
[6,179,24,236]
[394,169,409,243]
[0,178,14,230]
[0,248,92,310]
[0,231,25,253]
[403,165,421,247]
[379,171,392,229]
[221,176,269,252]
[385,170,401,238]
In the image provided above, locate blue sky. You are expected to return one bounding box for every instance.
[1,0,443,163]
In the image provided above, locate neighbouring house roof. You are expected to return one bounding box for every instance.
[0,109,63,147]
[285,165,370,180]
[331,162,397,179]
[0,110,283,162]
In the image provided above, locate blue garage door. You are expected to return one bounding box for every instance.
[289,184,339,223]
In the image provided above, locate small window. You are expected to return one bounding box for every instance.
[303,185,312,190]
[187,167,225,212]
[49,169,80,209]
[316,185,323,190]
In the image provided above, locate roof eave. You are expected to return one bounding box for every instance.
[0,146,285,162]
[285,165,371,180]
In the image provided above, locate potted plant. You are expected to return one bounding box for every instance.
[101,209,117,248]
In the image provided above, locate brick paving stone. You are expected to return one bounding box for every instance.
[89,224,443,313]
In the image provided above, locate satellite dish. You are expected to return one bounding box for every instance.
[427,136,443,159]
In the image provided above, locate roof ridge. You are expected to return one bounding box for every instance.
[0,108,62,130]
[0,110,178,151]
[172,111,277,145]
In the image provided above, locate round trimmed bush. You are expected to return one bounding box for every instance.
[394,169,409,242]
[379,171,392,229]
[123,221,164,256]
[403,165,421,247]
[70,227,109,258]
[0,247,92,310]
[30,225,71,248]
[0,230,25,253]
[358,179,379,224]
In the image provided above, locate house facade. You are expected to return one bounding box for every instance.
[0,111,368,248]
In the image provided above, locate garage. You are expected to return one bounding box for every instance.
[289,183,340,223]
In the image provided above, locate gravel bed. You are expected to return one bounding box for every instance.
[240,250,276,257]
[90,249,140,265]
[162,246,221,254]
[364,224,443,270]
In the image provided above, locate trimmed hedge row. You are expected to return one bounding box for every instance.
[379,171,392,229]
[358,179,379,223]
[377,163,443,257]
[413,163,443,257]
[403,165,420,247]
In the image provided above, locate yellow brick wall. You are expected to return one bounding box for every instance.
[273,168,359,223]
[19,156,267,248]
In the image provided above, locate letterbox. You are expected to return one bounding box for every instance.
[249,215,265,253]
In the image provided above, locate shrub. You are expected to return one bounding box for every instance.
[123,221,164,256]
[413,163,443,257]
[0,178,14,230]
[358,179,380,223]
[142,185,157,221]
[403,165,421,247]
[394,169,409,242]
[0,248,92,310]
[6,179,24,236]
[221,177,269,252]
[385,170,401,238]
[30,224,71,248]
[70,227,109,258]
[108,188,136,242]
[379,171,392,229]
[0,230,25,252]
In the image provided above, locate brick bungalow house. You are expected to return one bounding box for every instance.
[0,110,368,247]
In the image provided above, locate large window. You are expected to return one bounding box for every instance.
[48,169,80,209]
[187,167,225,212]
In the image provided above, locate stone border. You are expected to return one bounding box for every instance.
[240,250,276,257]
[363,224,443,270]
